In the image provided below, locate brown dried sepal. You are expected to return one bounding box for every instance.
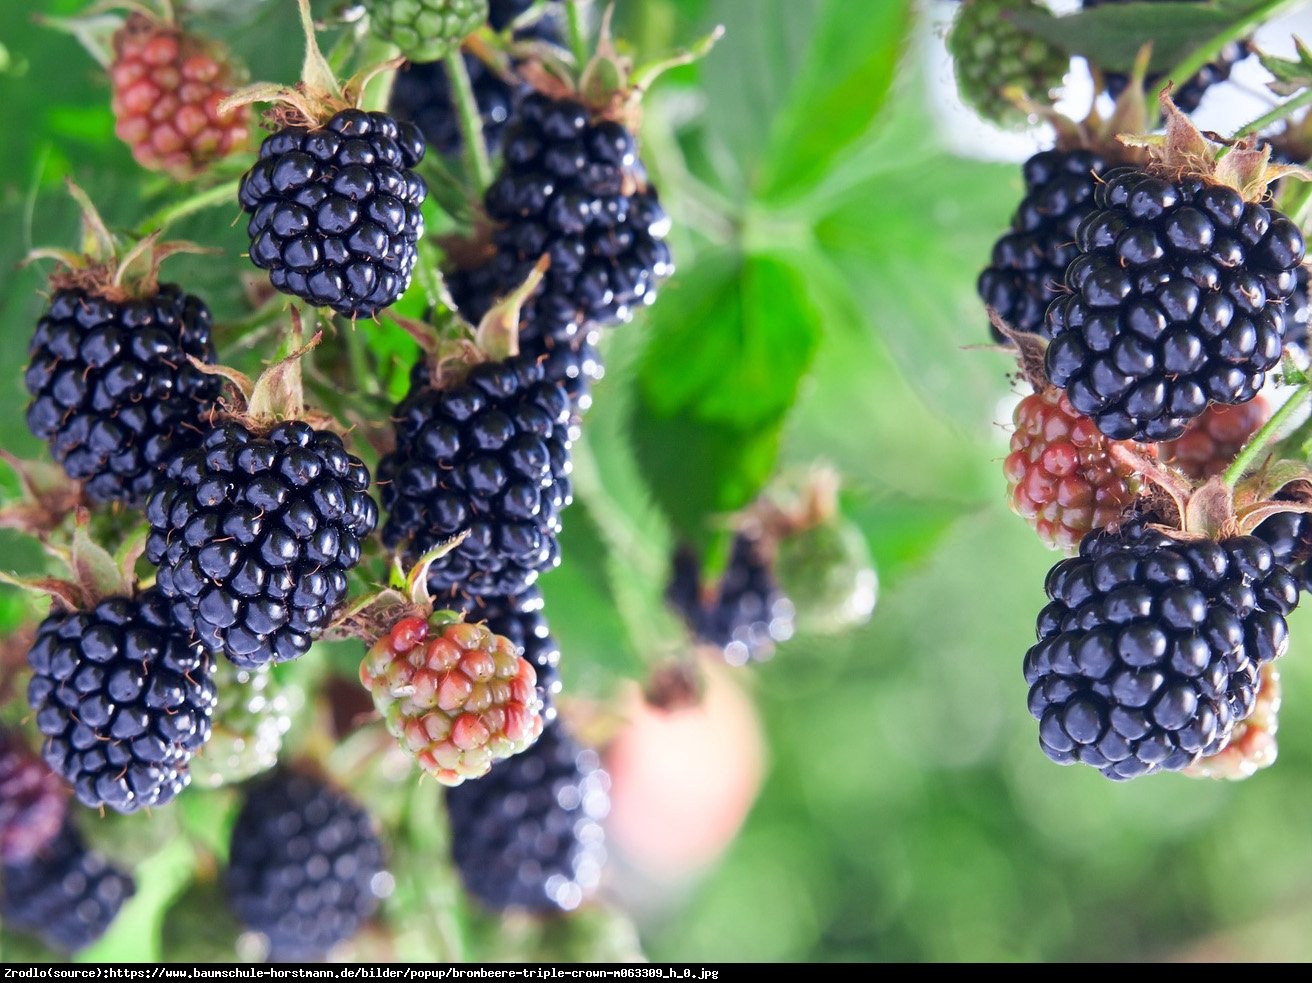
[0,454,86,539]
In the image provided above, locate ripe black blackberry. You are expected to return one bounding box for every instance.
[146,420,378,668]
[238,108,427,318]
[459,587,562,721]
[979,148,1105,341]
[0,729,67,864]
[226,769,385,960]
[489,0,560,30]
[667,534,795,666]
[1045,165,1305,441]
[1,821,135,954]
[1025,520,1299,780]
[446,720,607,912]
[27,588,216,813]
[446,92,674,340]
[1082,0,1249,114]
[1285,264,1310,356]
[379,349,575,599]
[1255,503,1312,588]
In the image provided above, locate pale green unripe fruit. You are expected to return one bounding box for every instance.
[370,0,489,63]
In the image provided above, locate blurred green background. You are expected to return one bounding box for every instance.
[4,0,1312,964]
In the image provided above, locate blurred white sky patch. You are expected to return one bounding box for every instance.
[924,0,1312,162]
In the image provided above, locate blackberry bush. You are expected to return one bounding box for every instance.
[226,769,385,960]
[1025,519,1299,779]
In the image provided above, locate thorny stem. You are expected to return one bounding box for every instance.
[1164,0,1304,101]
[1223,383,1312,488]
[443,51,494,193]
[133,179,240,238]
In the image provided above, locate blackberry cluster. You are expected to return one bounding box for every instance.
[0,729,67,864]
[1045,167,1305,441]
[667,534,796,666]
[1025,520,1299,779]
[979,148,1105,341]
[460,588,562,721]
[27,590,216,813]
[1,822,135,954]
[446,721,608,912]
[25,285,221,506]
[1082,0,1249,114]
[147,420,377,669]
[238,109,427,318]
[379,351,574,599]
[226,770,385,961]
[447,93,674,342]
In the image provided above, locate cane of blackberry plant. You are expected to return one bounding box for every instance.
[226,769,385,960]
[1045,99,1308,442]
[227,0,427,318]
[146,327,377,669]
[0,729,68,865]
[15,518,216,813]
[1025,517,1300,780]
[1,820,135,954]
[368,0,487,62]
[947,0,1069,130]
[24,186,222,507]
[446,720,608,913]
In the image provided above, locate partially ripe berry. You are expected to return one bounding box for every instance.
[1159,396,1269,481]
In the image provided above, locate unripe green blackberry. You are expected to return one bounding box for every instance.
[190,662,294,789]
[948,0,1069,129]
[776,516,878,635]
[370,0,488,62]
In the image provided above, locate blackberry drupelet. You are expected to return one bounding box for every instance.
[1,821,135,954]
[26,589,216,813]
[1285,263,1309,356]
[446,720,608,912]
[460,588,562,720]
[1254,502,1312,584]
[0,729,67,864]
[226,770,385,960]
[25,285,221,506]
[1024,520,1299,780]
[238,108,427,318]
[1045,166,1305,441]
[979,149,1106,341]
[379,351,575,599]
[446,93,674,341]
[146,420,378,669]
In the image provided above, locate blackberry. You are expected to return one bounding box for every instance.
[1254,503,1312,582]
[0,729,67,864]
[27,589,216,813]
[1082,0,1249,114]
[379,351,574,599]
[24,284,221,506]
[1159,397,1269,481]
[238,108,427,318]
[979,149,1105,341]
[369,0,487,62]
[460,588,562,721]
[1,821,135,954]
[446,93,674,340]
[446,720,608,912]
[226,770,385,960]
[1024,520,1299,780]
[1285,264,1309,356]
[1045,166,1305,441]
[667,534,795,666]
[489,0,559,30]
[146,420,377,669]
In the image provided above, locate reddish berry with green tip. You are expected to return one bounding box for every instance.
[1159,396,1269,481]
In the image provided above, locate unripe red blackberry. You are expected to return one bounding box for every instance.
[1185,664,1280,780]
[146,420,378,669]
[1159,396,1269,481]
[1,821,135,954]
[1045,164,1304,441]
[226,769,385,961]
[109,12,249,179]
[446,720,608,912]
[980,149,1106,341]
[27,588,217,813]
[238,108,427,318]
[1025,520,1299,780]
[25,283,222,508]
[0,729,67,865]
[360,611,544,785]
[379,350,575,599]
[459,588,562,721]
[1004,387,1146,551]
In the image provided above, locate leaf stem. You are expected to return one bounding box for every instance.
[1223,383,1312,488]
[443,50,493,193]
[1164,0,1304,95]
[133,179,240,237]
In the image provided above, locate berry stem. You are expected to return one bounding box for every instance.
[1229,86,1312,145]
[443,51,494,193]
[132,178,241,238]
[1222,383,1312,489]
[1163,0,1302,97]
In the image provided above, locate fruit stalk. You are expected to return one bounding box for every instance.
[443,49,493,190]
[1222,383,1312,488]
